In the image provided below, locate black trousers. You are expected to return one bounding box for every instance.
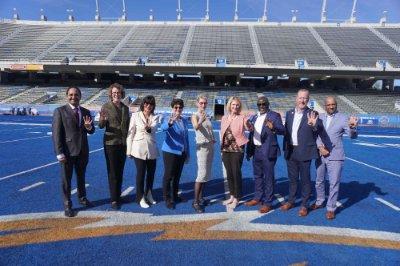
[133,157,156,202]
[222,152,244,199]
[104,145,126,203]
[286,149,312,207]
[163,151,185,202]
[60,154,88,207]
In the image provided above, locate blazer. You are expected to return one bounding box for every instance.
[126,111,160,160]
[220,114,249,148]
[98,102,130,146]
[246,110,285,159]
[52,104,95,158]
[160,114,190,158]
[316,112,358,161]
[283,107,325,161]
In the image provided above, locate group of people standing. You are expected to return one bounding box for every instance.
[52,84,358,220]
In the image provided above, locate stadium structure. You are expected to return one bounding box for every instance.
[0,2,400,125]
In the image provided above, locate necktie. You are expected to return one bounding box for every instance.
[74,108,80,126]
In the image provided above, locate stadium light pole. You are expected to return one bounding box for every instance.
[291,9,298,23]
[234,0,239,21]
[13,8,20,20]
[66,9,74,22]
[350,0,357,23]
[204,0,210,21]
[177,0,182,21]
[261,0,268,22]
[380,10,387,26]
[321,0,327,23]
[40,8,47,21]
[149,9,154,21]
[121,0,127,21]
[95,0,101,21]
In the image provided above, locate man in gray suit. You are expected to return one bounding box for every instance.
[311,96,358,219]
[52,87,95,217]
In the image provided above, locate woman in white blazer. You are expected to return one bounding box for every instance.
[126,95,160,208]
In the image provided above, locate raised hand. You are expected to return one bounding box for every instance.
[348,115,358,128]
[246,119,254,132]
[169,113,179,124]
[83,115,92,129]
[265,119,274,130]
[99,109,107,121]
[307,111,318,127]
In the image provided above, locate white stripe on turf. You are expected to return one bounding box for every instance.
[19,181,45,192]
[346,157,400,178]
[375,197,400,211]
[71,184,89,195]
[274,193,285,203]
[0,136,50,144]
[0,148,104,181]
[121,186,135,197]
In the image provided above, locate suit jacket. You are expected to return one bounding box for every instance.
[126,111,160,160]
[246,110,285,159]
[220,114,249,147]
[283,107,324,161]
[160,114,190,159]
[98,102,130,146]
[316,112,357,161]
[52,104,95,158]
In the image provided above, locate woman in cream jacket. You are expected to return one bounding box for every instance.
[126,95,160,208]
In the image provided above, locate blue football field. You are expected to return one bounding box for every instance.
[0,115,399,265]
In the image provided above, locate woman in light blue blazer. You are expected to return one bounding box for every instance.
[161,98,190,210]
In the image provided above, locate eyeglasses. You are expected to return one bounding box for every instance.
[257,102,267,106]
[174,106,183,110]
[325,104,337,107]
[198,102,207,105]
[111,92,121,95]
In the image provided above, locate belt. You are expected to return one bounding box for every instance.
[254,144,262,148]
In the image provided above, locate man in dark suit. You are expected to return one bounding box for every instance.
[245,96,285,213]
[52,87,95,217]
[281,88,325,217]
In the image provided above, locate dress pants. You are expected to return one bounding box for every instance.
[222,151,244,199]
[315,157,344,212]
[134,157,156,203]
[60,153,88,207]
[286,147,312,207]
[253,148,277,206]
[163,151,185,202]
[104,144,126,203]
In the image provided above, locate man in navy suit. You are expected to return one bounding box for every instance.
[311,96,358,219]
[281,88,325,217]
[245,96,285,213]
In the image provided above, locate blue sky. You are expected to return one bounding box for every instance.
[0,0,399,23]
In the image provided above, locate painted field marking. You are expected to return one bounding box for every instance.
[0,135,50,144]
[336,201,343,208]
[375,197,400,211]
[0,127,36,132]
[346,157,400,178]
[357,134,400,139]
[0,148,104,181]
[274,193,285,203]
[0,122,51,127]
[71,184,90,195]
[19,181,45,192]
[121,186,135,197]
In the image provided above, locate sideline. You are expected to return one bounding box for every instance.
[346,157,400,178]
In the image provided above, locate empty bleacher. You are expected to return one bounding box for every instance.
[0,86,30,102]
[0,23,24,41]
[343,92,400,114]
[187,25,256,65]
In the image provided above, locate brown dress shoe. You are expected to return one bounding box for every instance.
[259,205,273,213]
[310,203,323,210]
[244,199,260,207]
[280,202,294,211]
[298,207,308,217]
[326,211,335,220]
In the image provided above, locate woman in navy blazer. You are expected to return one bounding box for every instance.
[161,98,190,210]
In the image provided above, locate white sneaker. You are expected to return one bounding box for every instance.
[139,197,150,208]
[228,198,238,209]
[222,196,234,206]
[146,190,156,205]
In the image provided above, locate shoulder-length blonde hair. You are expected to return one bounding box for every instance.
[226,96,242,114]
[108,83,125,100]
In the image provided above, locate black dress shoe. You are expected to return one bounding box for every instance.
[64,207,74,217]
[175,196,187,203]
[192,202,204,213]
[111,201,121,210]
[166,201,175,210]
[199,198,209,207]
[79,197,94,207]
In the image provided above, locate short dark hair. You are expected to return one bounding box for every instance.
[66,86,81,96]
[140,95,156,114]
[257,96,270,109]
[170,98,184,108]
[108,83,125,99]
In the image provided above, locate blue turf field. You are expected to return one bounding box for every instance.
[0,115,399,265]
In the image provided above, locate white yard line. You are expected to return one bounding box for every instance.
[121,186,135,197]
[274,193,285,203]
[19,181,45,192]
[346,157,400,178]
[0,135,50,143]
[0,122,51,127]
[71,184,90,195]
[0,148,104,181]
[375,197,400,211]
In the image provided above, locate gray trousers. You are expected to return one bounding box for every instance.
[315,157,344,212]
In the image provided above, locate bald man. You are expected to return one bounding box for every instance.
[311,96,358,219]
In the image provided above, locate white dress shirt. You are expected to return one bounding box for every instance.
[326,113,334,129]
[291,109,303,146]
[253,112,267,146]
